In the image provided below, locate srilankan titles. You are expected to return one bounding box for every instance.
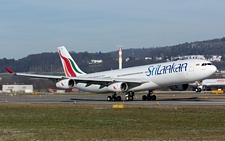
[146,62,188,76]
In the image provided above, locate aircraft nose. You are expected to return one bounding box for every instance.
[211,65,217,73]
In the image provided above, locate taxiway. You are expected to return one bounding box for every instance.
[1,92,225,107]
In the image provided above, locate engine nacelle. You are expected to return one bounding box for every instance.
[108,82,128,92]
[169,84,189,91]
[56,79,76,89]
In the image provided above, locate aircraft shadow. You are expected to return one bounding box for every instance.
[70,98,107,102]
[157,97,209,101]
[67,97,209,102]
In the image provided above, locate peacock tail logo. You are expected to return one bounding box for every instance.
[59,50,84,77]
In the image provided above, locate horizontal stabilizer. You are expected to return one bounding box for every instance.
[5,67,14,74]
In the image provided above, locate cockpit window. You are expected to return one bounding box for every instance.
[201,63,212,66]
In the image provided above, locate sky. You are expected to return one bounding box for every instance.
[1,0,225,59]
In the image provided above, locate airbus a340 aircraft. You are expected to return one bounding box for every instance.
[5,46,217,101]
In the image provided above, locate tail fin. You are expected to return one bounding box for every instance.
[58,46,86,77]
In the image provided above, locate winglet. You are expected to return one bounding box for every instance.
[5,67,14,74]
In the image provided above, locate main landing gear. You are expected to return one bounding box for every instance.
[107,91,157,101]
[107,92,121,101]
[142,90,157,101]
[125,92,134,101]
[107,92,134,102]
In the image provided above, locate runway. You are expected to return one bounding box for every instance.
[1,92,225,106]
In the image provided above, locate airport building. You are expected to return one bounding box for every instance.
[2,85,33,93]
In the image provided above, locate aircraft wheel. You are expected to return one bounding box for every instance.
[142,95,147,101]
[151,95,156,101]
[147,96,152,101]
[107,96,112,101]
[195,88,202,93]
[125,96,130,101]
[117,96,121,101]
[195,88,199,92]
[129,96,134,101]
[112,95,118,101]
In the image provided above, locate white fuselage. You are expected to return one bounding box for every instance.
[74,59,217,93]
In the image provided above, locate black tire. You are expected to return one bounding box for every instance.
[151,95,156,101]
[129,96,133,101]
[107,96,112,101]
[142,95,147,101]
[117,96,121,101]
[195,88,198,92]
[112,96,116,101]
[147,96,152,101]
[125,96,130,101]
[195,88,201,93]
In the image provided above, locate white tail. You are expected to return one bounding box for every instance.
[58,46,86,77]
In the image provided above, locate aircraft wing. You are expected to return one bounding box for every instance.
[5,67,63,80]
[5,67,149,85]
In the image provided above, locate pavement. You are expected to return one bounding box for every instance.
[1,92,225,107]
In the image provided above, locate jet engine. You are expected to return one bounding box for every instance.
[169,84,189,91]
[108,82,128,92]
[56,79,76,89]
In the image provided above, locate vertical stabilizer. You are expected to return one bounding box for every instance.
[58,46,86,77]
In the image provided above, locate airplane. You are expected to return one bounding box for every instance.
[5,46,217,101]
[194,78,225,92]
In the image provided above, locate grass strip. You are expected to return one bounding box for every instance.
[0,104,224,140]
